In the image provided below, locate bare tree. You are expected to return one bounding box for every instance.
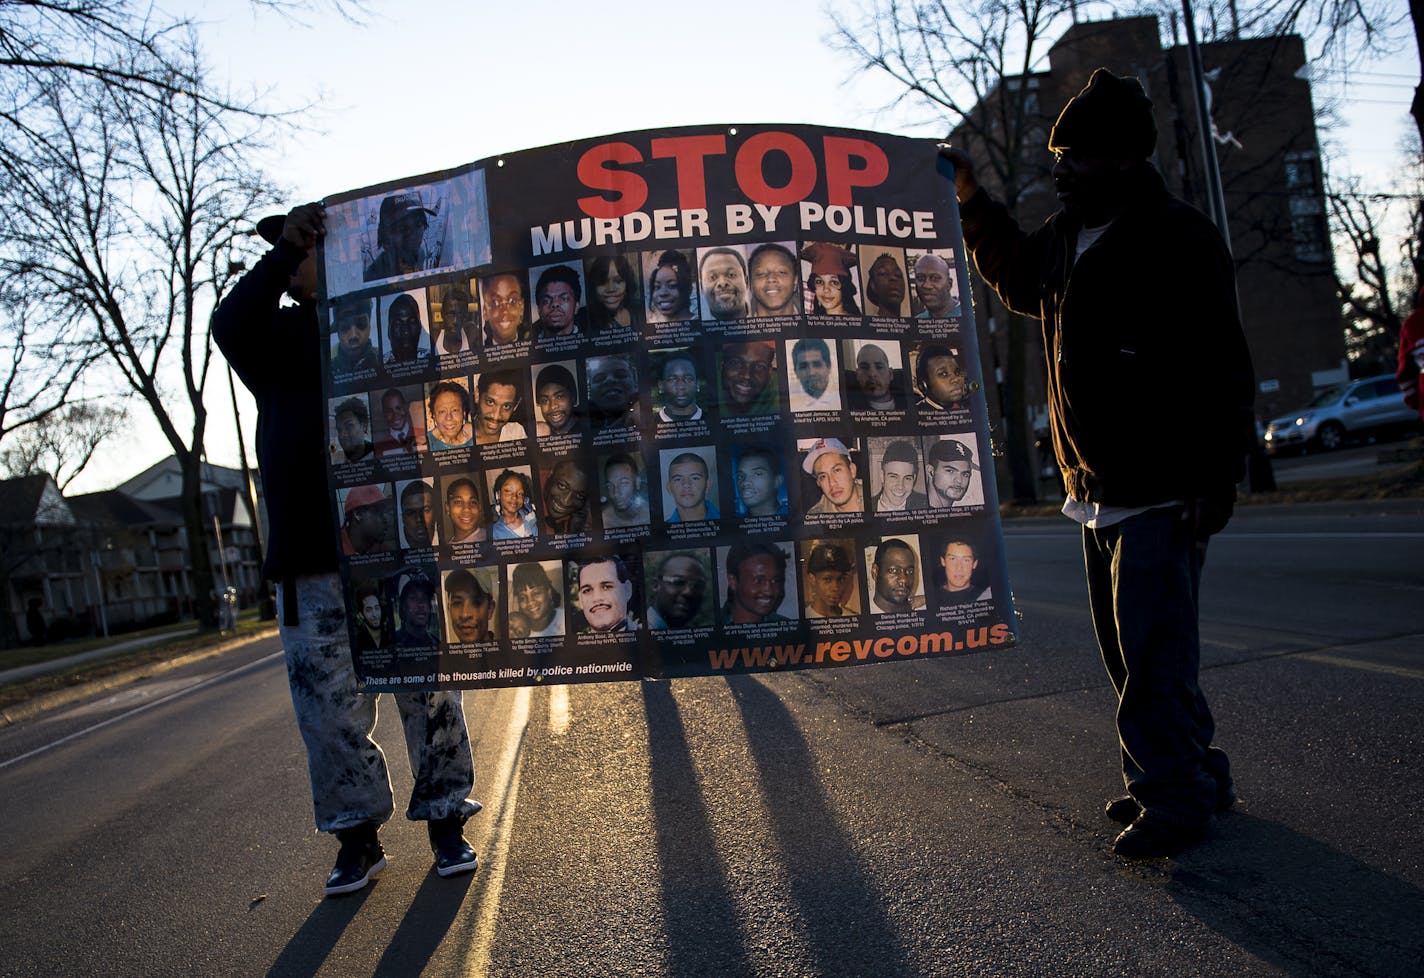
[0,0,198,102]
[0,0,370,102]
[1394,130,1424,300]
[1140,0,1397,53]
[1327,149,1424,375]
[1331,183,1405,373]
[1,401,127,490]
[0,0,351,458]
[830,0,1107,208]
[0,42,280,629]
[0,3,197,481]
[0,289,107,448]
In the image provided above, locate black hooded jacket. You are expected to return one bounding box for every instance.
[213,239,340,583]
[959,164,1255,506]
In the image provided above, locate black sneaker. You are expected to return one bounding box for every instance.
[428,816,478,878]
[325,823,387,897]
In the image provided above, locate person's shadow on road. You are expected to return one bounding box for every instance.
[263,865,473,978]
[263,884,370,977]
[642,676,923,978]
[1169,812,1424,977]
[642,679,759,978]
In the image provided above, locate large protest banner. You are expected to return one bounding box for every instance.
[316,124,1017,690]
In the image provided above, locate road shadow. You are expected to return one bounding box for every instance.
[371,867,475,978]
[642,680,759,978]
[725,675,921,978]
[264,883,374,977]
[263,862,472,978]
[1170,812,1424,977]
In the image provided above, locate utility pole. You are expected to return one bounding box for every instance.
[1181,0,1232,250]
[227,362,273,618]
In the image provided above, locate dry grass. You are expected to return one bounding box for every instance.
[0,619,274,714]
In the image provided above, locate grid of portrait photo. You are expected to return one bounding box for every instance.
[318,131,1013,689]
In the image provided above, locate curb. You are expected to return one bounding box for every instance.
[0,626,281,728]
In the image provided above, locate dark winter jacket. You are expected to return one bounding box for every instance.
[212,239,340,583]
[959,164,1255,506]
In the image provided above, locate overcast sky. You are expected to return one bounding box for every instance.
[63,0,1418,494]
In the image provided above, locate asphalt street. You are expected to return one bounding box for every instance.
[0,501,1420,977]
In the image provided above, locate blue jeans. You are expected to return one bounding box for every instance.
[1083,508,1230,828]
[277,573,478,833]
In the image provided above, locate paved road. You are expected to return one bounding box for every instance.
[1,502,1420,977]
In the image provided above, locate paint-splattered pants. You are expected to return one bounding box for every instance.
[277,573,478,833]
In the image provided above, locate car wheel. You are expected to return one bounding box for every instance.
[1317,421,1345,451]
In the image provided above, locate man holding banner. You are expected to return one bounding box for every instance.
[945,69,1254,859]
[214,204,481,897]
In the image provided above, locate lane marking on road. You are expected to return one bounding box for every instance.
[548,683,570,737]
[1296,652,1424,681]
[1203,636,1256,651]
[54,676,210,718]
[463,685,532,978]
[0,651,283,772]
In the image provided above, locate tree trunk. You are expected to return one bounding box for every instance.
[0,561,19,650]
[1004,311,1039,504]
[178,451,218,631]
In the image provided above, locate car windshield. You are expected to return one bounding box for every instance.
[1305,385,1346,408]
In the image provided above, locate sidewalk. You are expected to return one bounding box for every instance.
[0,627,200,685]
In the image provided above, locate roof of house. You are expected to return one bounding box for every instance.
[116,457,247,501]
[0,473,74,528]
[68,489,183,529]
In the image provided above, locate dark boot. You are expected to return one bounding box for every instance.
[1105,783,1237,825]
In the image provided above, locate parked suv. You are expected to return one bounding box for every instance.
[1264,374,1419,454]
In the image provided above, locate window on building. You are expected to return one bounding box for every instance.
[1284,151,1329,264]
[1004,75,1041,117]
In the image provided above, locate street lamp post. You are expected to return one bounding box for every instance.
[1181,0,1232,249]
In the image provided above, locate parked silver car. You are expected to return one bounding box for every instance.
[1264,374,1419,454]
